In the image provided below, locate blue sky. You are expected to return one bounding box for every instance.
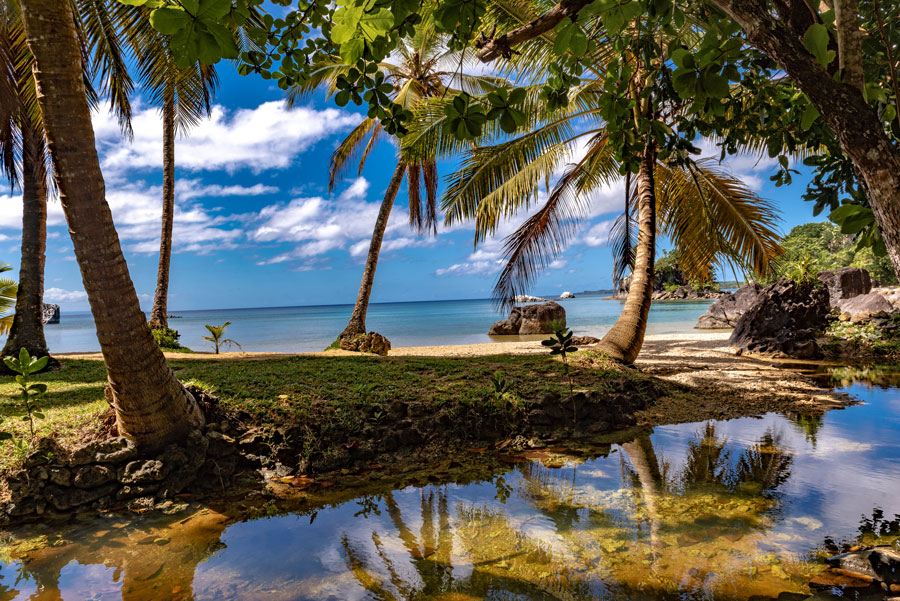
[1,66,823,312]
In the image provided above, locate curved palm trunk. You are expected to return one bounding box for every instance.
[20,0,204,450]
[2,120,50,362]
[621,434,663,554]
[598,141,657,364]
[340,161,406,339]
[149,91,175,329]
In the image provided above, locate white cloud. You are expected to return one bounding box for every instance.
[435,259,504,276]
[695,137,779,191]
[176,179,278,200]
[0,193,66,229]
[249,178,427,265]
[44,287,87,303]
[93,101,362,176]
[582,219,616,247]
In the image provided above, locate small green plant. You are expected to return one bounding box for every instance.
[351,382,377,404]
[2,348,50,445]
[203,322,241,354]
[542,326,579,393]
[490,370,512,400]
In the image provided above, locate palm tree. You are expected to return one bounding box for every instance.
[412,0,782,363]
[202,322,239,354]
[19,0,204,450]
[0,0,138,363]
[288,24,505,341]
[119,13,217,329]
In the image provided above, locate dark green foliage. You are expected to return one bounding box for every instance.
[150,326,190,351]
[774,222,896,284]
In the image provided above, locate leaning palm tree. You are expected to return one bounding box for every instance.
[408,0,782,363]
[19,0,205,450]
[0,0,138,363]
[119,11,217,329]
[288,23,505,341]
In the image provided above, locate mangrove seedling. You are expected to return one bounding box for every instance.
[203,322,241,354]
[542,327,579,394]
[3,348,50,445]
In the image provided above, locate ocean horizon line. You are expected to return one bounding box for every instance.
[56,289,619,316]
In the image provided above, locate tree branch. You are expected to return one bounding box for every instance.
[474,0,593,62]
[834,0,865,93]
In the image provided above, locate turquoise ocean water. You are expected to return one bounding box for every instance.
[40,295,714,353]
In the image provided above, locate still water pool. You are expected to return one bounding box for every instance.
[0,371,898,601]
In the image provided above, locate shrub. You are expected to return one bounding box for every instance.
[150,326,189,351]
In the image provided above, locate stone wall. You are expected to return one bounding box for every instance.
[3,426,239,523]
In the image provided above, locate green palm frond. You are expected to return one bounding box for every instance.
[655,158,783,280]
[329,117,380,191]
[0,262,17,336]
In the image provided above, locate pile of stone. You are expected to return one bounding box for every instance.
[651,285,725,301]
[3,426,240,523]
[489,302,566,335]
[339,332,391,356]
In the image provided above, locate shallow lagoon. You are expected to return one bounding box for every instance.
[0,370,897,601]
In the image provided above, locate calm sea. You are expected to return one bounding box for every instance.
[40,295,714,354]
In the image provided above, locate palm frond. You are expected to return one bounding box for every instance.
[329,118,380,190]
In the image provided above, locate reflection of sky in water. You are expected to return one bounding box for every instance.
[1,380,898,600]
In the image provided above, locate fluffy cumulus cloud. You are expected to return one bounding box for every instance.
[44,287,88,303]
[93,101,362,176]
[249,178,431,265]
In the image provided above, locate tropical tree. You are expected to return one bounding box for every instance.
[119,12,218,329]
[0,0,143,363]
[411,0,781,363]
[288,23,504,341]
[19,0,204,450]
[203,321,239,354]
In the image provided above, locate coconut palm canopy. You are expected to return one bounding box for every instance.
[287,23,509,234]
[403,0,783,307]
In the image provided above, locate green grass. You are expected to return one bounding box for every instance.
[0,352,633,472]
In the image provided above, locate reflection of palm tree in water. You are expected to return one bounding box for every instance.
[0,509,228,601]
[621,434,665,553]
[340,486,594,601]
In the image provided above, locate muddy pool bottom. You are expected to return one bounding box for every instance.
[1,371,899,601]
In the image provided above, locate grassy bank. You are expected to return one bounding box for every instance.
[0,351,641,472]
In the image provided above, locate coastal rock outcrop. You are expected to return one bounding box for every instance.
[513,295,547,303]
[729,278,831,359]
[695,282,763,329]
[559,291,575,299]
[339,332,391,356]
[42,303,60,324]
[818,267,871,307]
[836,291,894,318]
[489,302,566,335]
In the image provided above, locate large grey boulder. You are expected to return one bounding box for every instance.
[729,279,831,359]
[836,291,894,317]
[695,282,763,329]
[817,267,871,307]
[489,302,566,335]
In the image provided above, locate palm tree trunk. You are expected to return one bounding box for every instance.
[149,91,175,329]
[20,0,204,451]
[340,161,406,339]
[597,140,657,364]
[621,434,663,553]
[2,119,50,362]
